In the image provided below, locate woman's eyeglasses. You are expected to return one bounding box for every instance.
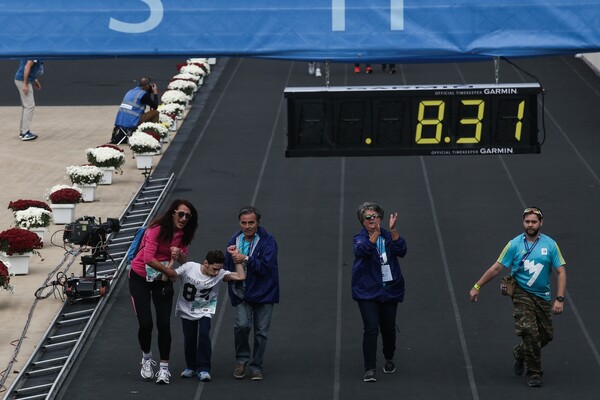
[175,210,192,220]
[364,214,381,221]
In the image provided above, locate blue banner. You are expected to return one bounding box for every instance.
[1,0,599,61]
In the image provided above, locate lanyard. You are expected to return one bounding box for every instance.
[518,235,539,270]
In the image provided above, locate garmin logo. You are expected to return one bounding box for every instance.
[480,147,514,154]
[483,88,518,95]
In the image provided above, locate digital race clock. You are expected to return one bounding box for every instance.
[284,83,541,157]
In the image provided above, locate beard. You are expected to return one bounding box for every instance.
[525,227,539,237]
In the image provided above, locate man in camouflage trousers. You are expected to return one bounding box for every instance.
[469,207,567,388]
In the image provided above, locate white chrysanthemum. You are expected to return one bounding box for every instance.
[86,147,126,169]
[14,207,53,229]
[179,64,205,76]
[158,103,185,116]
[187,58,211,74]
[161,90,188,105]
[159,113,175,125]
[172,72,201,84]
[129,131,161,154]
[66,165,104,185]
[167,80,197,98]
[137,122,170,139]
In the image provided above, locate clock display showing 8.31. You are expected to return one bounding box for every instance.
[284,83,542,157]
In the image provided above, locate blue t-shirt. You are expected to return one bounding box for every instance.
[497,233,566,300]
[15,60,44,82]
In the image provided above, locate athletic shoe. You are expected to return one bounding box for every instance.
[366,66,373,74]
[250,370,263,381]
[155,368,171,384]
[527,375,543,387]
[383,359,396,374]
[389,68,396,74]
[21,131,38,141]
[140,358,156,380]
[354,65,360,73]
[181,368,195,378]
[363,369,377,382]
[308,62,315,75]
[315,67,322,77]
[233,361,247,379]
[198,371,212,382]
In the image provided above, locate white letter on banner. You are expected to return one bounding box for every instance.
[332,0,403,32]
[109,0,164,33]
[332,0,345,31]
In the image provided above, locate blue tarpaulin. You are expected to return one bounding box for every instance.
[1,0,599,61]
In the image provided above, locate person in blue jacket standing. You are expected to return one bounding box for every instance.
[224,206,279,381]
[352,202,407,383]
[14,59,44,141]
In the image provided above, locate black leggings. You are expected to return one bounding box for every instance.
[129,270,174,360]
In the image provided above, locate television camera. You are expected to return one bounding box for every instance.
[62,216,120,300]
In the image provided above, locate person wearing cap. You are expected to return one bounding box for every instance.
[352,202,407,383]
[111,77,160,143]
[469,206,567,388]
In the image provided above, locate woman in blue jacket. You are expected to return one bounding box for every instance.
[352,202,407,383]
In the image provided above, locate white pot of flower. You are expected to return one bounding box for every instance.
[159,113,176,135]
[75,183,97,202]
[0,228,43,276]
[0,253,30,275]
[158,103,185,124]
[135,153,155,169]
[99,166,115,185]
[85,145,126,184]
[167,79,197,101]
[45,185,83,225]
[66,165,103,202]
[129,132,161,170]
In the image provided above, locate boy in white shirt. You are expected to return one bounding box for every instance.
[174,247,245,381]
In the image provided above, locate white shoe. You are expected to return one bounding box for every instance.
[315,67,322,77]
[308,62,315,75]
[140,358,156,379]
[155,368,171,384]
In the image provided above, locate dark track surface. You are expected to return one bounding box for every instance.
[5,56,599,400]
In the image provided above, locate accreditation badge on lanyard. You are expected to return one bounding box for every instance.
[377,236,393,282]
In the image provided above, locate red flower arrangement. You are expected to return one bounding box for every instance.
[48,188,83,204]
[0,260,14,292]
[0,228,43,255]
[142,130,162,142]
[8,199,52,212]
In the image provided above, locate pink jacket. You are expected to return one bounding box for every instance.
[130,225,188,278]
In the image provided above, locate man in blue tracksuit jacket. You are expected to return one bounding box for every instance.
[224,206,279,381]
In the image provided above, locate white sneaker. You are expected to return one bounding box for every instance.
[140,358,156,379]
[308,62,315,75]
[315,67,322,77]
[155,368,171,384]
